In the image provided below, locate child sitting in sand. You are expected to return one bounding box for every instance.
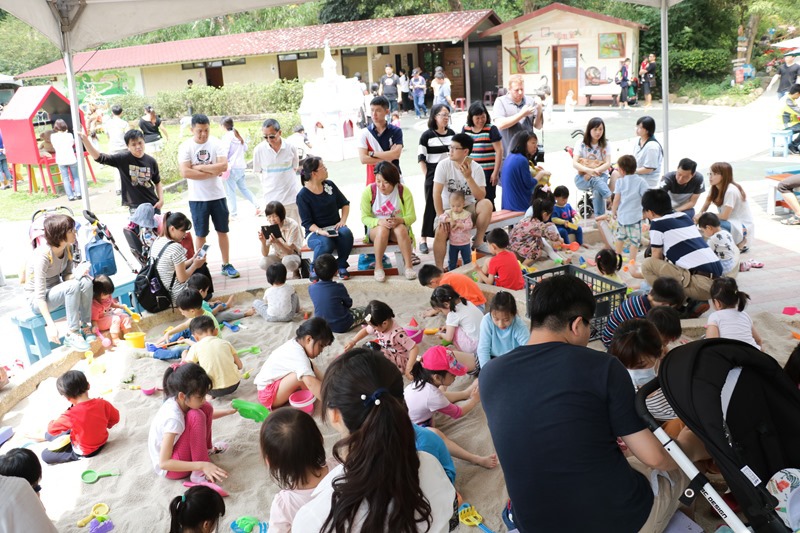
[0,448,42,493]
[476,292,529,371]
[429,285,484,359]
[260,408,336,533]
[254,318,332,409]
[404,346,498,469]
[419,264,486,312]
[182,316,242,398]
[168,484,226,533]
[91,275,133,345]
[595,248,641,291]
[148,363,233,485]
[610,155,649,262]
[706,277,762,349]
[601,276,685,349]
[43,370,120,464]
[552,185,583,245]
[441,190,473,272]
[476,228,524,290]
[646,306,683,350]
[343,300,419,379]
[187,273,254,323]
[253,263,299,323]
[697,212,739,275]
[508,198,564,266]
[147,289,218,360]
[308,254,365,333]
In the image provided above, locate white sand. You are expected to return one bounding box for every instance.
[3,264,798,531]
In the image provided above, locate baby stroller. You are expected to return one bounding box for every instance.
[636,338,800,532]
[29,206,82,264]
[82,210,139,274]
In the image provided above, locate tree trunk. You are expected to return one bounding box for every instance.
[447,0,463,11]
[744,14,760,65]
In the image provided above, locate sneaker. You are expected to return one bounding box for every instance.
[405,268,418,280]
[63,332,90,351]
[687,299,710,319]
[419,242,429,254]
[781,215,800,225]
[81,326,96,342]
[309,272,319,284]
[502,499,517,530]
[374,269,386,282]
[221,263,240,278]
[338,268,350,280]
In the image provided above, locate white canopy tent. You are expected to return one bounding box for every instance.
[772,36,800,49]
[1,0,297,210]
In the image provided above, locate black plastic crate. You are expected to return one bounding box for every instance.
[524,264,626,340]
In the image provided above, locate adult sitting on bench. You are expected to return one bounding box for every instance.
[778,173,800,225]
[24,214,93,351]
[432,133,493,269]
[780,83,800,155]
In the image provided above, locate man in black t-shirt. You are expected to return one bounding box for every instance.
[80,129,163,212]
[640,53,658,108]
[378,64,400,113]
[660,157,705,219]
[481,275,687,533]
[777,53,800,99]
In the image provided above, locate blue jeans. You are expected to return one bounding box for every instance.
[414,92,427,117]
[448,243,471,271]
[307,226,354,270]
[59,163,81,198]
[574,174,611,216]
[0,157,11,184]
[30,277,93,333]
[557,225,584,245]
[224,168,258,216]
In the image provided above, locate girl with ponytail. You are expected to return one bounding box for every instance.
[706,277,763,349]
[168,485,225,533]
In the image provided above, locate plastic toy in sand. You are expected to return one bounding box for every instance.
[222,321,240,332]
[183,480,229,497]
[236,346,261,355]
[121,304,141,322]
[0,426,14,447]
[423,328,440,335]
[289,390,315,414]
[783,307,799,316]
[232,398,270,423]
[404,318,424,344]
[81,469,120,484]
[93,328,112,348]
[458,503,496,532]
[77,503,109,527]
[89,517,114,533]
[230,516,269,533]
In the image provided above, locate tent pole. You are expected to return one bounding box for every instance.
[660,0,670,170]
[62,31,90,212]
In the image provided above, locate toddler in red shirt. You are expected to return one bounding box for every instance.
[42,370,119,464]
[476,229,524,291]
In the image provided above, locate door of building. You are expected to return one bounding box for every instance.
[468,42,500,105]
[279,60,298,80]
[205,67,224,88]
[553,45,578,104]
[443,46,464,100]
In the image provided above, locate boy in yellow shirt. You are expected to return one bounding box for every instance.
[183,315,243,397]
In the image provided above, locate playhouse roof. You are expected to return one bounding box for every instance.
[18,10,501,79]
[0,85,74,121]
[480,2,647,37]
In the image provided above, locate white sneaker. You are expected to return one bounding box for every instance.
[374,269,386,282]
[405,268,417,280]
[63,332,90,351]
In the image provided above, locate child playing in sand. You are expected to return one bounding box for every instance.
[646,306,683,350]
[404,346,498,469]
[476,228,524,290]
[183,316,242,398]
[476,292,529,371]
[419,264,487,312]
[429,285,483,361]
[610,155,649,262]
[168,485,226,533]
[0,448,42,493]
[595,248,641,292]
[253,263,299,323]
[706,277,762,349]
[147,289,216,360]
[148,363,233,484]
[308,254,366,333]
[508,198,564,266]
[441,190,473,272]
[91,275,133,345]
[552,185,583,245]
[43,370,119,464]
[254,318,332,409]
[601,276,685,348]
[343,300,419,378]
[697,212,739,275]
[260,408,336,533]
[187,273,254,322]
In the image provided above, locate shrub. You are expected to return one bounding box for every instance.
[670,48,731,80]
[108,93,150,122]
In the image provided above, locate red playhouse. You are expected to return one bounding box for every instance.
[0,85,95,194]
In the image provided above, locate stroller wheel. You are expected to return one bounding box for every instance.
[577,193,594,218]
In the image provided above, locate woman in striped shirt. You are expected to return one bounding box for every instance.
[417,104,454,254]
[462,102,503,210]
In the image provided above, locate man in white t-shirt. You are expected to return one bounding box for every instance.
[178,114,239,278]
[432,132,493,269]
[104,106,130,198]
[252,118,301,225]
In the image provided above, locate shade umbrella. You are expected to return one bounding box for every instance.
[771,37,800,49]
[0,0,298,210]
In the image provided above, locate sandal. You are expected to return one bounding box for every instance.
[781,215,800,226]
[210,441,229,455]
[411,252,421,266]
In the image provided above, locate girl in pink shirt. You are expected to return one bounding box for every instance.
[91,275,133,344]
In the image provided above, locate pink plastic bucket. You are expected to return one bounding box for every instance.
[404,328,424,344]
[289,390,315,414]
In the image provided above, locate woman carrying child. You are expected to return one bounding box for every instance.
[477,292,529,371]
[150,212,207,305]
[293,348,456,532]
[253,318,333,409]
[429,285,483,360]
[91,275,133,345]
[706,277,762,349]
[148,363,234,485]
[258,201,304,280]
[508,198,563,266]
[343,300,419,379]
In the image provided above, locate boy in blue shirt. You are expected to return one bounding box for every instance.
[308,254,366,333]
[610,155,649,262]
[552,185,583,245]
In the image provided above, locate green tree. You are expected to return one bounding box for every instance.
[0,15,60,76]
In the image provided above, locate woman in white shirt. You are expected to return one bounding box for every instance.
[612,116,663,191]
[50,119,81,200]
[695,162,754,251]
[293,349,456,533]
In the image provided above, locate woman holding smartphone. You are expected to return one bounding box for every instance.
[149,211,206,304]
[296,156,354,281]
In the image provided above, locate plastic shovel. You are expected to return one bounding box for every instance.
[458,503,496,533]
[77,503,109,527]
[232,398,270,423]
[121,304,141,322]
[81,469,120,484]
[222,321,240,332]
[236,346,261,355]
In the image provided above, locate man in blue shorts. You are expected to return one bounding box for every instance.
[178,114,239,278]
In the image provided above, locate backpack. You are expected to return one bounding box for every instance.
[85,235,117,277]
[614,70,623,85]
[134,242,178,313]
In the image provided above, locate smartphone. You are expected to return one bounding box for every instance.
[197,243,210,258]
[261,224,282,240]
[322,225,339,237]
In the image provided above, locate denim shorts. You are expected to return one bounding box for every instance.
[189,198,229,237]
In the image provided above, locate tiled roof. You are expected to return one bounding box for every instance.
[480,3,646,37]
[18,10,500,79]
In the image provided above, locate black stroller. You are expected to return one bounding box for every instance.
[636,338,800,532]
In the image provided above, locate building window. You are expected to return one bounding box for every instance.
[377,46,390,55]
[181,58,246,69]
[223,58,246,66]
[342,48,367,56]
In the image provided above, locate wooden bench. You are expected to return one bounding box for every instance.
[301,242,406,274]
[581,84,620,106]
[12,278,141,364]
[765,168,800,216]
[485,209,524,232]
